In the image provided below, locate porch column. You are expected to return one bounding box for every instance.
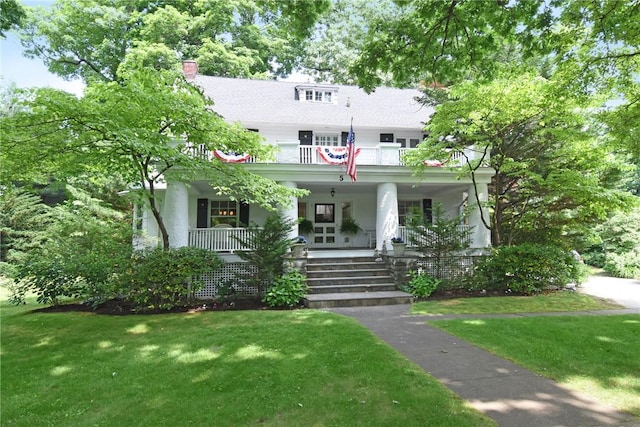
[137,200,160,249]
[279,181,299,240]
[162,181,189,248]
[376,182,398,251]
[468,183,491,249]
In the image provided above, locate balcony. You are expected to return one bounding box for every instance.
[186,141,481,167]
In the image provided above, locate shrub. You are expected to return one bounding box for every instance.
[581,207,640,268]
[472,243,586,295]
[603,250,640,279]
[402,270,440,299]
[12,193,132,306]
[262,271,308,308]
[120,247,222,311]
[406,203,472,279]
[233,213,297,295]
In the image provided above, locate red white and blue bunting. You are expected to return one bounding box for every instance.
[214,150,251,163]
[424,160,444,167]
[317,146,361,165]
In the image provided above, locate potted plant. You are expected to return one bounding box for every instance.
[340,217,362,235]
[290,236,307,257]
[391,237,406,256]
[298,217,314,235]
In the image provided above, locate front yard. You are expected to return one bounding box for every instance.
[0,300,493,427]
[431,314,640,418]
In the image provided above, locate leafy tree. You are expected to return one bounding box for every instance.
[0,0,25,37]
[405,69,636,247]
[299,0,396,85]
[19,0,330,83]
[352,0,640,159]
[1,68,306,249]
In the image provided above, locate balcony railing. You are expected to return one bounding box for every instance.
[185,142,484,167]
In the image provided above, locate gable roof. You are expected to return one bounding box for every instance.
[193,75,433,130]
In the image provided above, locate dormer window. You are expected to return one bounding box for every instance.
[296,85,338,104]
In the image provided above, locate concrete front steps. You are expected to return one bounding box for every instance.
[304,255,412,308]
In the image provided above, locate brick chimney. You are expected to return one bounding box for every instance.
[182,60,198,79]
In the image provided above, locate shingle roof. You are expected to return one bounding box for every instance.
[193,75,433,130]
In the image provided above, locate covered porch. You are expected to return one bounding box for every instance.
[148,163,493,254]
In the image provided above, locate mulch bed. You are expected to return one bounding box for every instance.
[30,289,533,316]
[32,297,271,315]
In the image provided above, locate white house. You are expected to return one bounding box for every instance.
[139,61,493,256]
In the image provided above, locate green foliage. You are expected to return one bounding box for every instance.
[300,0,396,85]
[298,217,314,235]
[120,247,221,311]
[402,270,440,299]
[12,187,132,305]
[472,243,586,295]
[20,0,329,82]
[0,0,25,37]
[2,68,306,248]
[581,206,640,270]
[603,250,640,280]
[233,213,297,295]
[0,188,53,264]
[405,69,636,248]
[339,216,361,235]
[215,279,237,304]
[262,271,308,308]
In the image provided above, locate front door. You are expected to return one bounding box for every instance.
[312,203,336,247]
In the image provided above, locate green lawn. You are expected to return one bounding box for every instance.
[431,315,640,418]
[411,291,622,315]
[1,300,494,427]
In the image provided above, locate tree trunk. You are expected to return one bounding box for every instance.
[492,173,504,247]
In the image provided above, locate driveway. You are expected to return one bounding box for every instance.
[579,273,640,310]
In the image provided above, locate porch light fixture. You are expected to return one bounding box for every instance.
[330,188,335,197]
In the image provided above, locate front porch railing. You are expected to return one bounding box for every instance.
[397,225,473,247]
[189,226,472,252]
[188,227,260,252]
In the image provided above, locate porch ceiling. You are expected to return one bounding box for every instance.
[190,179,468,197]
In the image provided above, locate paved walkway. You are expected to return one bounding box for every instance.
[328,276,640,427]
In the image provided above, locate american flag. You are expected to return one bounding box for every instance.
[346,123,357,182]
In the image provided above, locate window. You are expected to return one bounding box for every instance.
[398,200,421,226]
[396,138,422,148]
[315,204,335,223]
[296,85,337,103]
[210,200,239,227]
[380,133,394,142]
[315,134,339,146]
